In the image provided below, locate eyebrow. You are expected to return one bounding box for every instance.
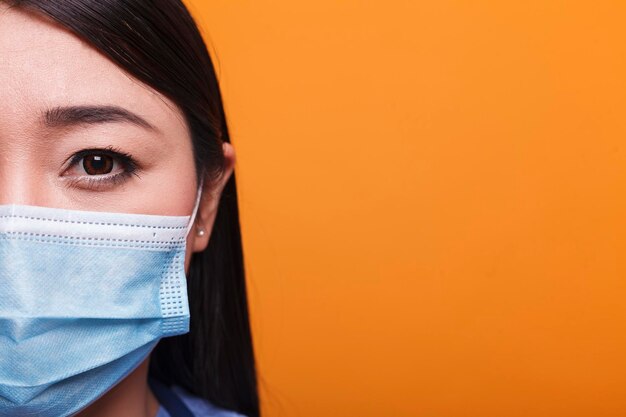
[43,105,158,132]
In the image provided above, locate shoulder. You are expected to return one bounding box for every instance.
[171,385,247,417]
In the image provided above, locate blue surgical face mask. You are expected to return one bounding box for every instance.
[0,185,203,417]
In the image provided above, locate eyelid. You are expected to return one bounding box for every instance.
[64,172,135,191]
[61,146,141,191]
[63,146,138,174]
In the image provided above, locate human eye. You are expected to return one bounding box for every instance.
[61,146,141,191]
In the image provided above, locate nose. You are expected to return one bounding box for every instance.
[0,157,51,207]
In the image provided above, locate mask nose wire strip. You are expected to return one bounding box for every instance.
[185,177,205,237]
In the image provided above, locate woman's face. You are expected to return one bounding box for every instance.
[0,6,230,270]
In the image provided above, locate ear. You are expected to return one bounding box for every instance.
[191,142,236,253]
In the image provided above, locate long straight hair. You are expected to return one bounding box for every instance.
[4,1,259,416]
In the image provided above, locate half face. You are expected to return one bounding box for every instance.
[0,4,204,268]
[0,4,197,215]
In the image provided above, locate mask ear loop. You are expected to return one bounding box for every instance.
[185,177,205,237]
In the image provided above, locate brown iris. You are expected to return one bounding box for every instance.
[82,155,114,175]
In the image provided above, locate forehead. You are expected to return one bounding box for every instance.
[0,4,186,134]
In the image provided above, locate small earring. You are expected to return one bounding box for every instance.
[196,228,206,237]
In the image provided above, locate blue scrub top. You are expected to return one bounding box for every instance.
[153,383,245,417]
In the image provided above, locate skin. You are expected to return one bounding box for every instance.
[0,4,235,417]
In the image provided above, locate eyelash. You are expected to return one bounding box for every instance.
[64,146,141,190]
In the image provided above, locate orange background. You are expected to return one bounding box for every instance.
[187,1,626,416]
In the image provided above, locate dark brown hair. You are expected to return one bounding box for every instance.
[4,1,259,416]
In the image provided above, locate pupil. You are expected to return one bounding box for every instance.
[83,155,113,175]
